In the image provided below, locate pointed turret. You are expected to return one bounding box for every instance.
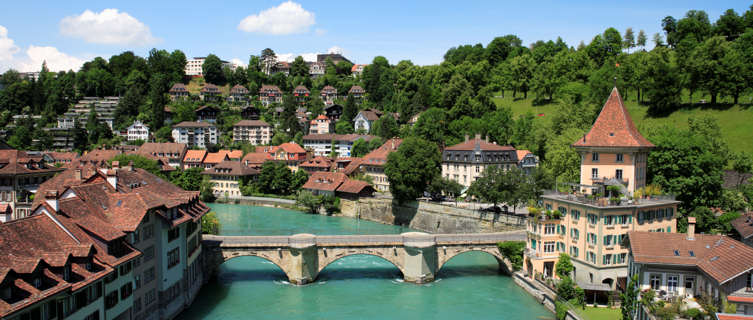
[573,87,653,149]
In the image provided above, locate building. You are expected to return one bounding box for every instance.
[441,134,518,188]
[293,85,310,103]
[202,152,230,170]
[266,143,307,171]
[241,152,271,168]
[320,85,337,105]
[58,97,119,130]
[309,62,325,78]
[271,62,290,76]
[136,143,187,169]
[325,104,343,121]
[353,109,380,133]
[299,156,334,173]
[28,164,209,320]
[127,120,150,142]
[573,87,654,196]
[351,64,366,77]
[195,105,218,123]
[259,85,283,106]
[302,171,375,198]
[627,220,753,318]
[184,57,235,76]
[199,84,221,102]
[45,151,79,166]
[317,53,351,65]
[0,149,64,222]
[732,212,753,248]
[169,83,189,100]
[241,106,260,120]
[228,85,249,102]
[308,115,332,135]
[523,87,680,301]
[171,122,217,149]
[42,127,76,150]
[78,149,122,167]
[516,150,539,174]
[233,120,272,145]
[202,160,259,197]
[348,85,365,100]
[182,150,207,169]
[361,138,402,193]
[302,134,376,157]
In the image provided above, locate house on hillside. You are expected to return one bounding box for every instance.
[183,149,207,169]
[228,84,249,102]
[136,142,188,168]
[294,85,310,103]
[349,85,365,100]
[325,104,343,121]
[202,160,259,197]
[351,64,367,77]
[321,85,337,104]
[200,83,221,102]
[309,115,332,135]
[126,120,150,141]
[353,108,385,133]
[195,105,219,123]
[169,82,189,100]
[241,106,261,120]
[171,121,217,148]
[259,85,283,106]
[299,156,334,173]
[302,133,376,157]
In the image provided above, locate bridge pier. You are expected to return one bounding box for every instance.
[402,232,438,284]
[287,234,319,285]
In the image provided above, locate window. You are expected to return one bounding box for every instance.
[558,207,567,217]
[134,275,141,290]
[133,297,142,313]
[557,242,565,252]
[168,228,180,242]
[616,253,626,264]
[143,246,155,262]
[119,262,132,276]
[746,273,752,291]
[587,214,598,225]
[603,235,615,247]
[616,153,623,162]
[650,274,662,290]
[544,242,555,253]
[120,283,132,300]
[530,239,537,250]
[586,252,596,263]
[615,169,623,180]
[685,277,695,289]
[105,290,119,309]
[570,229,580,241]
[571,210,580,220]
[603,254,613,265]
[592,153,599,161]
[569,246,579,257]
[544,224,555,235]
[604,215,614,226]
[142,224,154,240]
[667,275,679,293]
[592,168,598,179]
[587,233,597,245]
[84,311,99,320]
[168,248,180,269]
[144,289,156,307]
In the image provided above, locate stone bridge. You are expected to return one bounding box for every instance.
[202,231,524,285]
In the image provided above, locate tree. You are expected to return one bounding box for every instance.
[170,167,204,191]
[374,114,399,138]
[202,54,226,85]
[411,107,449,148]
[497,241,526,271]
[662,16,678,47]
[426,176,464,201]
[342,93,359,123]
[296,190,322,214]
[255,161,297,195]
[644,47,681,116]
[620,275,640,320]
[384,137,441,202]
[555,253,574,279]
[637,30,648,49]
[545,128,586,184]
[290,56,309,77]
[351,138,371,157]
[732,152,753,187]
[334,120,354,134]
[690,36,731,104]
[201,211,221,235]
[109,154,163,177]
[623,27,636,52]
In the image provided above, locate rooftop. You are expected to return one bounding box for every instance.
[572,87,654,149]
[541,190,679,209]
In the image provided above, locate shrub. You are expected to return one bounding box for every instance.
[683,308,702,320]
[201,211,221,235]
[555,301,568,320]
[497,241,526,271]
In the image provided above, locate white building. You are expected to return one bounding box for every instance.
[184,57,236,76]
[127,120,150,141]
[171,121,218,149]
[233,120,272,145]
[302,134,377,157]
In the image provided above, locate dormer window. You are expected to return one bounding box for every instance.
[33,278,42,289]
[592,153,599,162]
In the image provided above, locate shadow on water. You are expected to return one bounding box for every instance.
[183,276,231,319]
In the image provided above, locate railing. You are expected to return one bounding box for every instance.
[204,232,522,247]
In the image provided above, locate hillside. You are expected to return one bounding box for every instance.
[493,93,753,155]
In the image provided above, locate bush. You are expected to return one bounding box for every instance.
[555,253,573,279]
[683,308,702,320]
[322,195,340,215]
[296,190,322,214]
[497,241,525,271]
[202,211,221,235]
[555,301,568,320]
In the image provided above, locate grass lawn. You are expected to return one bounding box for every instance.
[186,77,231,95]
[578,306,621,320]
[492,91,753,155]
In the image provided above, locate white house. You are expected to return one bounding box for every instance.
[302,134,377,157]
[171,121,218,149]
[126,120,150,141]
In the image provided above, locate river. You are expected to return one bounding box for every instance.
[180,203,553,320]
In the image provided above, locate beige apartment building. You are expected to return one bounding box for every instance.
[361,138,402,192]
[524,87,679,300]
[441,134,518,188]
[233,120,272,145]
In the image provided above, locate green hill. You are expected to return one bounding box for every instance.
[493,93,753,155]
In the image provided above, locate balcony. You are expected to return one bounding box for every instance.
[542,190,676,208]
[591,176,629,186]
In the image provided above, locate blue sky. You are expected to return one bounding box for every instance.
[0,0,750,72]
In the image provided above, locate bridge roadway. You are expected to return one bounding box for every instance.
[202,230,525,285]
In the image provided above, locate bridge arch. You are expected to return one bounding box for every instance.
[437,247,512,276]
[221,253,290,276]
[317,250,406,277]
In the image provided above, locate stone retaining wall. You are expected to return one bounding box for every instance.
[339,198,526,234]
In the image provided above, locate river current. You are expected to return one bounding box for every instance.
[180,203,553,319]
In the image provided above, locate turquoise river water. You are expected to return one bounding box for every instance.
[180,203,553,320]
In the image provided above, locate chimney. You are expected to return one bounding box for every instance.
[127,160,135,172]
[112,161,119,170]
[687,217,696,240]
[75,169,82,181]
[475,133,481,141]
[464,134,469,142]
[45,190,59,212]
[106,170,118,191]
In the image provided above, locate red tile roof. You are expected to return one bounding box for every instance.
[203,152,229,165]
[321,85,337,94]
[0,149,63,175]
[572,87,654,149]
[717,313,753,320]
[362,138,402,166]
[183,150,207,163]
[336,179,374,195]
[45,151,79,161]
[303,172,347,192]
[445,137,515,152]
[78,149,122,165]
[731,212,753,240]
[202,160,259,177]
[277,142,306,154]
[169,83,188,93]
[341,158,363,175]
[242,152,272,166]
[136,142,187,158]
[628,231,753,284]
[300,156,334,170]
[349,85,365,94]
[230,84,249,94]
[260,84,282,93]
[200,83,220,93]
[727,296,753,304]
[173,121,215,128]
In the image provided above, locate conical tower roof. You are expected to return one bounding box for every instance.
[572,87,653,149]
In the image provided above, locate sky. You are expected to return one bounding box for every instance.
[0,0,751,72]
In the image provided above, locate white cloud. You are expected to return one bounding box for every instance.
[60,9,159,46]
[327,46,344,55]
[238,1,315,35]
[17,46,86,72]
[0,25,20,66]
[230,58,247,68]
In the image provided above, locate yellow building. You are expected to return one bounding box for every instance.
[524,87,679,298]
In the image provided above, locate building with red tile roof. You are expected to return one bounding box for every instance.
[320,85,337,104]
[0,149,65,221]
[136,142,187,168]
[731,212,753,248]
[169,82,189,100]
[78,149,122,166]
[299,156,335,173]
[361,138,402,192]
[242,152,272,168]
[336,179,375,199]
[259,85,282,106]
[203,151,230,169]
[309,114,332,135]
[573,87,654,195]
[202,160,259,197]
[515,149,539,174]
[183,149,208,169]
[348,85,365,99]
[44,151,79,166]
[199,83,221,102]
[195,105,219,123]
[302,172,348,196]
[293,85,310,103]
[228,84,249,102]
[628,219,753,318]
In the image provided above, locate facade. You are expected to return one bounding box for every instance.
[351,64,366,77]
[361,138,402,193]
[169,83,189,100]
[184,57,234,76]
[308,62,325,78]
[266,143,307,171]
[259,85,283,106]
[127,121,150,142]
[228,85,249,102]
[136,143,187,169]
[516,150,539,174]
[0,149,64,222]
[299,156,334,173]
[353,109,382,133]
[58,97,119,130]
[182,150,207,169]
[195,105,218,123]
[302,134,376,157]
[232,120,272,145]
[293,86,310,103]
[628,221,753,318]
[199,84,221,102]
[321,86,337,105]
[241,106,260,120]
[171,122,217,149]
[348,85,365,100]
[441,134,518,188]
[308,115,332,135]
[324,104,343,121]
[572,88,654,196]
[202,160,259,197]
[524,87,679,300]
